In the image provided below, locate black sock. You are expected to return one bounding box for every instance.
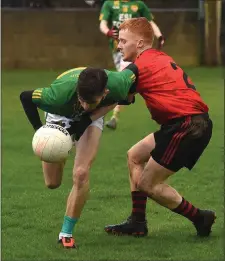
[131,191,147,222]
[172,197,200,222]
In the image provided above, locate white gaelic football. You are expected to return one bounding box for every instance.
[32,124,73,163]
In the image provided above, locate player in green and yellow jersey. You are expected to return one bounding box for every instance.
[99,0,165,129]
[20,65,137,248]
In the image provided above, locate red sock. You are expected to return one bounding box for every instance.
[172,197,200,222]
[131,191,147,221]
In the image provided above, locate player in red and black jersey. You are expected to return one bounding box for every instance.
[77,18,216,237]
[102,18,216,237]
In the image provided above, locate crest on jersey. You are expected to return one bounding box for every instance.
[131,5,138,12]
[122,5,128,12]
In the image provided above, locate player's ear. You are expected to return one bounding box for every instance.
[137,39,144,48]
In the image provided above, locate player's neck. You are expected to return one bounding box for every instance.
[137,46,152,58]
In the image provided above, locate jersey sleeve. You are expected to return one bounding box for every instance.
[107,68,137,100]
[99,0,111,21]
[140,2,153,21]
[32,80,75,107]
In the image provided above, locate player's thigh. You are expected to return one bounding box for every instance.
[74,117,103,172]
[138,157,174,191]
[182,117,213,170]
[152,115,213,172]
[42,161,65,187]
[43,113,73,186]
[128,133,156,164]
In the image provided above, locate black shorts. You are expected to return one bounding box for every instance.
[151,113,213,172]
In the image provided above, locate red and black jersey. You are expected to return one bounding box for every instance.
[134,49,208,125]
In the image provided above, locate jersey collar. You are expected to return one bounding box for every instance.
[135,48,153,61]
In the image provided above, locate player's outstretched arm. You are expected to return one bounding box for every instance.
[90,103,117,121]
[105,63,138,103]
[68,104,117,140]
[20,90,43,131]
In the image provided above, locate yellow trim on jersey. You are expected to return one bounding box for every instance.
[99,13,103,21]
[33,93,41,97]
[32,89,42,99]
[114,1,119,6]
[33,92,41,95]
[57,67,87,79]
[130,74,136,81]
[122,6,128,12]
[32,91,42,96]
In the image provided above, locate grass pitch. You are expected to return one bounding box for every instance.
[1,67,224,260]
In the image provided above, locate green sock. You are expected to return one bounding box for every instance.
[61,216,78,235]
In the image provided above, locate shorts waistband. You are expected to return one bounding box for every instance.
[165,113,209,125]
[46,120,65,126]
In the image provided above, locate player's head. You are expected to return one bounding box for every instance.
[118,17,154,62]
[77,68,109,111]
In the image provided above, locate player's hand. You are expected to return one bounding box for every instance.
[68,114,92,141]
[107,28,118,39]
[157,35,165,50]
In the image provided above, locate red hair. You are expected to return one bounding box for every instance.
[119,17,154,45]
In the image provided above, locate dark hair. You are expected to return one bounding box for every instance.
[77,68,108,102]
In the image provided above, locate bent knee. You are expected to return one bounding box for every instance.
[73,166,89,188]
[45,182,61,189]
[127,148,139,164]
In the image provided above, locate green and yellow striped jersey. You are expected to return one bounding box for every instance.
[99,0,153,52]
[32,67,136,119]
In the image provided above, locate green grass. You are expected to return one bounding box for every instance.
[2,67,224,260]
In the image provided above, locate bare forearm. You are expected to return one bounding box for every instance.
[90,104,117,121]
[150,20,162,38]
[100,20,110,35]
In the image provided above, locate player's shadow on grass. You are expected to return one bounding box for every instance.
[101,228,219,246]
[143,229,219,243]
